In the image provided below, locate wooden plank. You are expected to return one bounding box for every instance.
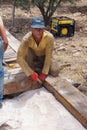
[44,76,87,128]
[4,45,17,62]
[4,30,21,62]
[3,62,42,95]
[4,71,42,95]
[6,30,20,52]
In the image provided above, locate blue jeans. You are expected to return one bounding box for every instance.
[0,68,4,103]
[0,37,4,103]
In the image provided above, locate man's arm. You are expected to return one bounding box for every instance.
[0,16,8,51]
[42,37,54,75]
[17,36,34,76]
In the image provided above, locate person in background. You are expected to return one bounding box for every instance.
[0,16,8,108]
[17,17,59,84]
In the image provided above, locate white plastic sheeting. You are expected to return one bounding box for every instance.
[0,87,86,130]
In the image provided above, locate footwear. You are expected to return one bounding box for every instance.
[0,103,2,108]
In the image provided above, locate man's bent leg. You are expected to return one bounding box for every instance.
[25,48,35,70]
[49,59,60,77]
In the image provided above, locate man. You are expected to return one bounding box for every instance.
[17,17,59,84]
[0,16,8,108]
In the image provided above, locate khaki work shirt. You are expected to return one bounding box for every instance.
[17,30,54,76]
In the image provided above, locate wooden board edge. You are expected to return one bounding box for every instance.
[43,80,87,128]
[4,73,42,95]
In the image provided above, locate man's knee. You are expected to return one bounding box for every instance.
[50,60,59,77]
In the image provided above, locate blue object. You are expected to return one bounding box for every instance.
[0,37,4,67]
[0,68,4,103]
[31,17,45,28]
[0,37,4,103]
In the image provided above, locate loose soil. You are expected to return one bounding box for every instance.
[0,0,87,95]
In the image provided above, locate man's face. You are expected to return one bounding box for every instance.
[31,28,45,39]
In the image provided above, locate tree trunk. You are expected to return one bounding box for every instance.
[12,0,16,26]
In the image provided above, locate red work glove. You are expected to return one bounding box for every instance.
[30,72,38,81]
[39,73,47,81]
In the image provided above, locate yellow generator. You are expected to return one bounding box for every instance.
[50,16,75,37]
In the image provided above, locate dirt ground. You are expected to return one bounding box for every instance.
[0,0,87,95]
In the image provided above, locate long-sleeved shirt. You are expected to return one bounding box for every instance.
[17,30,54,76]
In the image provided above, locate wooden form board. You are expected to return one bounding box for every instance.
[4,45,17,62]
[4,30,21,62]
[44,76,87,128]
[4,67,42,95]
[6,30,20,53]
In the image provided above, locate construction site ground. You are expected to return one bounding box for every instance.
[0,0,87,96]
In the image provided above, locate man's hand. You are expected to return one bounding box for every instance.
[39,73,47,81]
[30,72,38,81]
[30,72,42,85]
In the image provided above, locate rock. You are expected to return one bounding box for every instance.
[0,123,13,130]
[82,72,87,81]
[78,85,87,92]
